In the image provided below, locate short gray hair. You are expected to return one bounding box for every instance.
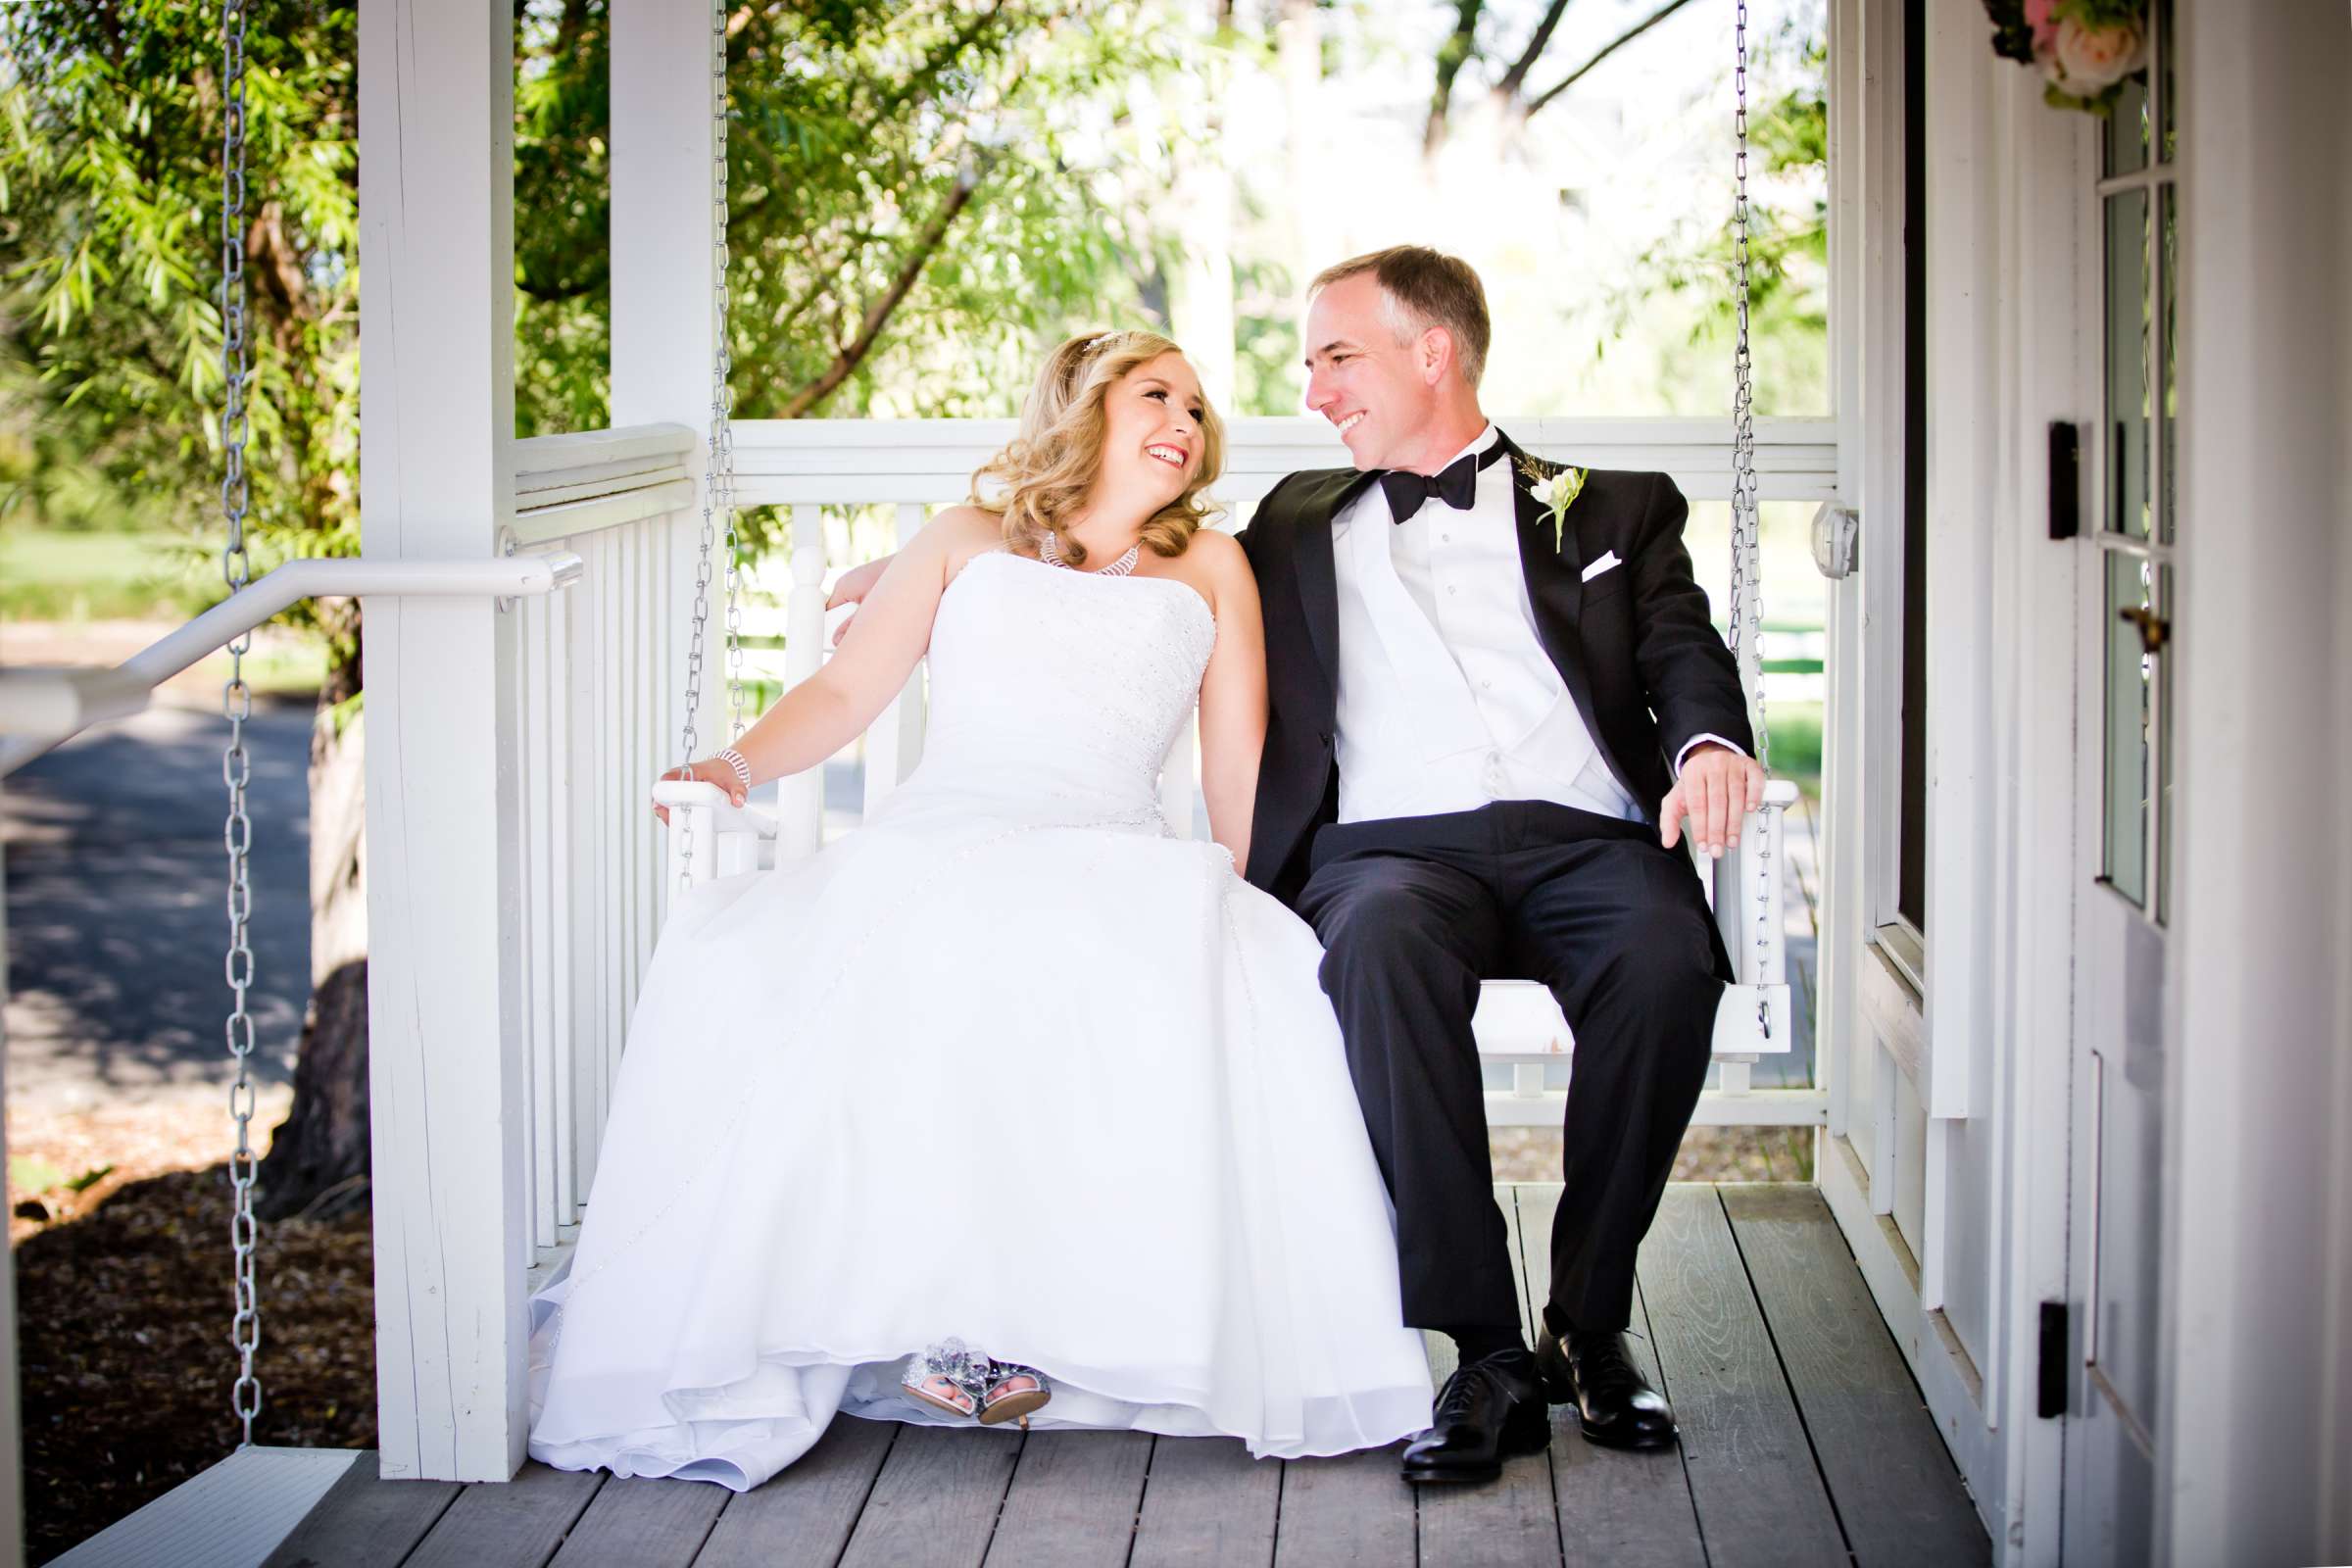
[1309,246,1492,388]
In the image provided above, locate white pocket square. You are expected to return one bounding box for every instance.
[1581,550,1622,583]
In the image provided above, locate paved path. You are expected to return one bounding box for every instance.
[4,700,314,1112]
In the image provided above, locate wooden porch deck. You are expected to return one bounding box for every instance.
[263,1182,1985,1568]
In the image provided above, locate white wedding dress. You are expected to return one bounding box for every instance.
[526,548,1434,1490]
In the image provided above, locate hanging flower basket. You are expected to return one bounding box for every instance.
[1982,0,2149,114]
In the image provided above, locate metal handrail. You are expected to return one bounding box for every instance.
[0,552,585,772]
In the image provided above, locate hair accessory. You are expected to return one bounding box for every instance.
[713,747,752,791]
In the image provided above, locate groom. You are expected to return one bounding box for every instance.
[1242,246,1763,1485]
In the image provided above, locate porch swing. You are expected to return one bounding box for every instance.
[650,8,1802,1099]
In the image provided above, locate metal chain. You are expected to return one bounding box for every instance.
[676,0,744,887]
[1729,0,1772,1039]
[714,1,745,749]
[218,0,263,1446]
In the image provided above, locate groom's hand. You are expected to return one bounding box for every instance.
[1659,743,1767,858]
[824,556,892,646]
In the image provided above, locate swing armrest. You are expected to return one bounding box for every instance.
[651,779,778,838]
[656,780,778,888]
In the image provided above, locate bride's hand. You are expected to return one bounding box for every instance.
[824,555,892,647]
[651,760,747,826]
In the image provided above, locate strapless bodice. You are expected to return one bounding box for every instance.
[899,549,1218,818]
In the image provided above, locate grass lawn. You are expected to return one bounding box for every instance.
[0,529,208,621]
[1766,700,1823,794]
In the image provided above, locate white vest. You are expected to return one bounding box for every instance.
[1331,427,1641,826]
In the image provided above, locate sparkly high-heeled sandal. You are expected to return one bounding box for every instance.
[977,1359,1052,1428]
[901,1338,986,1420]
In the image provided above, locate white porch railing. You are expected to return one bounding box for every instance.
[502,423,700,1263]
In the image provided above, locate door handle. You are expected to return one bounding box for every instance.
[2118,605,2170,655]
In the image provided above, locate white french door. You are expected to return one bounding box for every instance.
[2064,7,2178,1561]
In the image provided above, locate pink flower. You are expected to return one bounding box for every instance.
[2024,0,2060,50]
[2046,16,2147,96]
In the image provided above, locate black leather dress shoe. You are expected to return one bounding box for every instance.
[1399,1349,1551,1484]
[1537,1327,1678,1450]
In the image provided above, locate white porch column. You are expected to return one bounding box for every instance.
[612,0,720,795]
[358,0,526,1482]
[2161,2,2352,1563]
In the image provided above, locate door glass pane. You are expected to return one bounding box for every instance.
[2103,550,2152,904]
[2156,564,2174,923]
[2157,0,2178,164]
[2105,189,2151,539]
[2159,186,2177,544]
[2104,72,2150,178]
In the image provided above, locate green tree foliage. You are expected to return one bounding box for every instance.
[3,1,1190,579]
[514,0,1194,441]
[0,0,359,627]
[1593,32,1831,416]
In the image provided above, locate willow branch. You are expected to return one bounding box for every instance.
[1422,0,1483,156]
[775,163,985,418]
[1523,0,1696,120]
[1496,0,1573,101]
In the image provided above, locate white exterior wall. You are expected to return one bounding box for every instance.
[2157,4,2352,1563]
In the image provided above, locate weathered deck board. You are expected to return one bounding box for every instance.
[1516,1183,1709,1568]
[1639,1187,1847,1568]
[1271,1446,1417,1568]
[831,1421,1023,1568]
[1417,1186,1564,1568]
[403,1462,602,1568]
[254,1185,1987,1568]
[981,1429,1152,1567]
[549,1473,728,1567]
[691,1415,896,1568]
[260,1451,460,1568]
[1129,1437,1282,1568]
[1721,1184,1988,1567]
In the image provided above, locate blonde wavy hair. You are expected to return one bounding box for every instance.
[972,330,1226,566]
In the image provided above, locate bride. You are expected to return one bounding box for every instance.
[526,329,1434,1490]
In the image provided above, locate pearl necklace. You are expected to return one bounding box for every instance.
[1040,530,1141,576]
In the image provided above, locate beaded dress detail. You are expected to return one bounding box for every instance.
[525,550,1433,1490]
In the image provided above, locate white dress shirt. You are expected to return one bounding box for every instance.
[1330,425,1741,827]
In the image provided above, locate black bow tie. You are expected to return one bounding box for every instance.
[1379,442,1508,524]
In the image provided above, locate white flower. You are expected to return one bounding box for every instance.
[1534,469,1581,513]
[1517,458,1590,552]
[2048,17,2146,95]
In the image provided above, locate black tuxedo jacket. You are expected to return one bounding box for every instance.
[1235,431,1754,908]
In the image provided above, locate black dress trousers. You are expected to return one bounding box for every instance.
[1297,800,1722,1338]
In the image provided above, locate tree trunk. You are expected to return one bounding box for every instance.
[257,612,370,1221]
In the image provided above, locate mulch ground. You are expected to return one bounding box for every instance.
[14,1153,374,1563]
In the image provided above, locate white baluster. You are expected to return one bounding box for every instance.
[629,522,655,998]
[549,580,580,1229]
[518,592,555,1251]
[776,504,829,858]
[862,503,928,815]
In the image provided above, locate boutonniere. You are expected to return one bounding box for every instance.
[1515,457,1588,553]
